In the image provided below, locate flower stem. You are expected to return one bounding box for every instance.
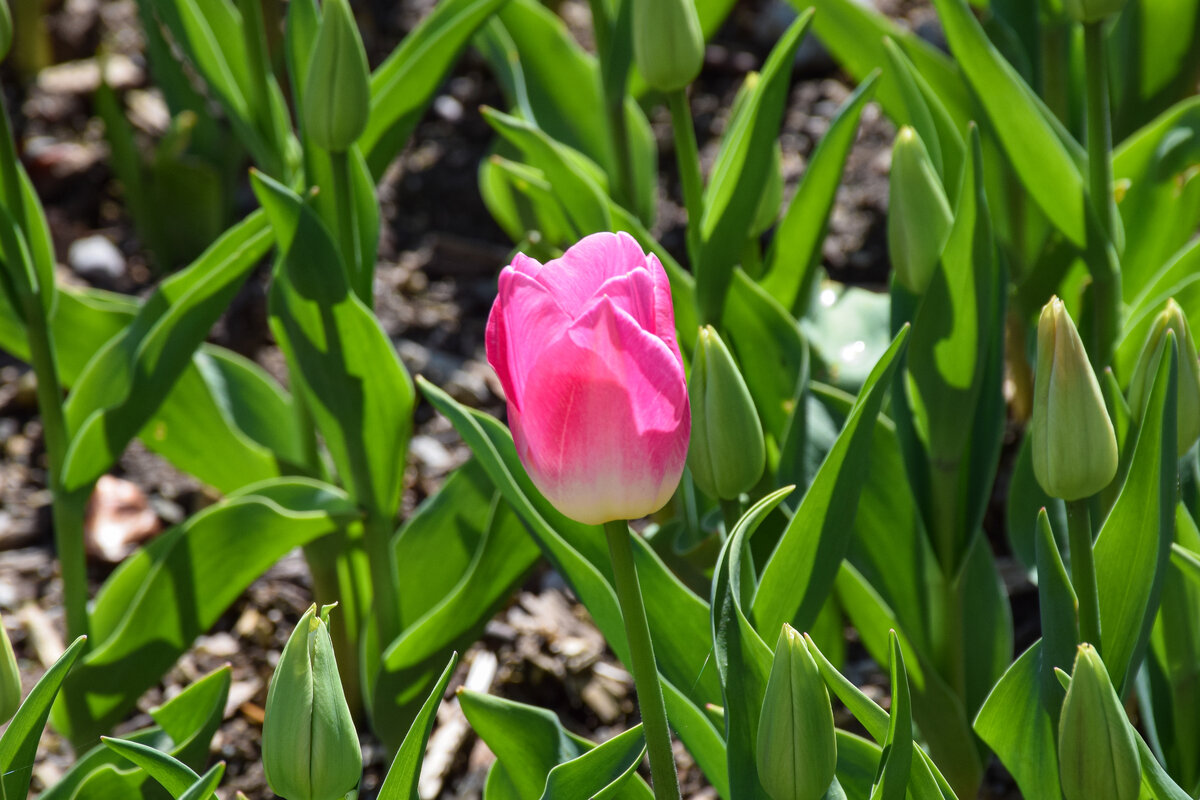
[1082,20,1120,369]
[603,520,681,800]
[667,90,703,268]
[1067,499,1102,653]
[329,149,369,304]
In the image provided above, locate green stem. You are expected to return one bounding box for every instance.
[1040,24,1071,127]
[0,95,27,231]
[237,0,285,179]
[329,149,369,304]
[363,511,401,650]
[667,90,703,270]
[719,497,741,541]
[1082,20,1120,369]
[1067,499,1102,652]
[929,465,965,697]
[604,520,681,800]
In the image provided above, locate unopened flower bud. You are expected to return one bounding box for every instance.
[687,326,765,499]
[756,625,837,800]
[0,611,19,724]
[262,605,361,800]
[302,0,370,152]
[1128,299,1200,455]
[1062,0,1127,23]
[1058,644,1140,800]
[888,127,952,295]
[633,0,704,93]
[1031,297,1118,500]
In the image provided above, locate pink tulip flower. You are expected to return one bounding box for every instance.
[486,232,691,525]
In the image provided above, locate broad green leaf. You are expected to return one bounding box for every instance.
[479,151,577,248]
[377,653,459,800]
[1005,431,1067,570]
[869,634,912,800]
[61,210,273,491]
[253,172,413,519]
[1138,733,1195,800]
[712,488,787,799]
[177,764,223,800]
[537,725,647,800]
[304,144,380,302]
[1110,0,1200,142]
[753,326,907,636]
[1095,332,1178,695]
[1115,238,1200,386]
[761,73,878,315]
[53,480,354,746]
[0,636,87,799]
[696,10,812,322]
[929,0,1087,246]
[99,738,210,800]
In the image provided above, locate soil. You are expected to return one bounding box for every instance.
[0,1,1024,798]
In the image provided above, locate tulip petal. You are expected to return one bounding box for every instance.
[511,296,689,524]
[525,232,651,314]
[486,268,572,408]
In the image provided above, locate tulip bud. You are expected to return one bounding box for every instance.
[0,1,11,63]
[1058,644,1140,800]
[687,326,765,500]
[302,0,370,152]
[632,0,704,93]
[1128,299,1200,455]
[262,605,361,800]
[0,611,19,724]
[756,625,837,800]
[1031,297,1118,500]
[1062,0,1127,23]
[888,127,953,295]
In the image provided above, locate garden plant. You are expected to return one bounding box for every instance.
[0,0,1197,797]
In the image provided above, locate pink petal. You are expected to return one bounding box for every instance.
[512,296,690,524]
[645,253,681,359]
[526,232,651,315]
[486,267,571,409]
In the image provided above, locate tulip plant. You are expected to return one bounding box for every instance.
[0,0,1198,798]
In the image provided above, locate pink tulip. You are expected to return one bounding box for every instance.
[486,232,691,525]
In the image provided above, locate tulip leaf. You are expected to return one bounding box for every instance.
[752,325,907,637]
[52,479,354,746]
[419,379,729,796]
[537,725,648,800]
[696,10,811,322]
[460,691,651,800]
[1095,331,1178,696]
[929,0,1087,246]
[100,738,213,800]
[362,0,507,176]
[60,209,273,492]
[1109,0,1200,143]
[1113,97,1200,302]
[0,636,87,799]
[869,633,912,800]
[252,171,414,520]
[1115,238,1200,386]
[377,653,459,800]
[1005,431,1067,570]
[760,71,878,315]
[713,487,790,800]
[1138,732,1195,800]
[178,764,224,800]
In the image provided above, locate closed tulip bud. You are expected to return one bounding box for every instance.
[633,0,704,93]
[1062,0,1127,22]
[262,605,361,800]
[302,0,370,152]
[688,325,765,500]
[0,611,19,724]
[888,127,952,295]
[1058,644,1140,800]
[756,625,837,800]
[1031,297,1118,500]
[1128,299,1200,455]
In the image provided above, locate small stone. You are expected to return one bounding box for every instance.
[68,235,126,284]
[410,434,455,473]
[433,95,463,123]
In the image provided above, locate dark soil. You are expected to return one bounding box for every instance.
[0,1,1024,798]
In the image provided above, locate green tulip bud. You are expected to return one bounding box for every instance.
[1128,299,1200,455]
[0,1,11,64]
[302,0,370,152]
[1062,0,1127,23]
[262,604,361,800]
[687,326,766,499]
[0,611,19,724]
[632,0,704,93]
[1031,297,1118,500]
[756,625,837,800]
[888,126,952,295]
[1058,644,1140,800]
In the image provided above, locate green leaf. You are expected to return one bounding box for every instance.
[761,73,878,315]
[0,636,87,799]
[712,488,787,800]
[252,171,414,519]
[377,653,459,800]
[1006,431,1067,570]
[929,0,1087,246]
[1115,238,1200,386]
[696,10,812,321]
[752,326,908,636]
[537,725,647,800]
[869,633,912,800]
[100,738,210,800]
[1095,330,1178,695]
[52,479,354,746]
[61,209,273,491]
[1109,0,1200,142]
[178,763,224,800]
